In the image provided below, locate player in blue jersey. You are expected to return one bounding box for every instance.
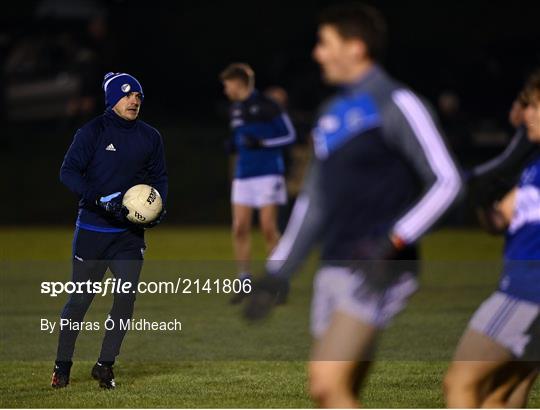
[243,4,463,407]
[468,89,539,220]
[51,72,167,389]
[220,63,296,303]
[444,71,540,408]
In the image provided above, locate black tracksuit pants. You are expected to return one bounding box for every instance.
[55,227,146,363]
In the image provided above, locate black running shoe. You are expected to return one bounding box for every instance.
[230,289,249,305]
[275,279,289,305]
[230,275,252,305]
[91,362,116,389]
[244,275,290,321]
[51,362,71,388]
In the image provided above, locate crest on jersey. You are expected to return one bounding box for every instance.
[249,105,260,114]
[121,83,131,93]
[318,115,341,133]
[345,108,365,129]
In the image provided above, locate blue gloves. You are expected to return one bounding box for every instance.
[92,191,166,228]
[142,208,167,229]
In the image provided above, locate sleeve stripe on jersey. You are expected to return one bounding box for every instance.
[261,113,296,147]
[392,89,462,243]
[472,129,522,176]
[266,194,310,273]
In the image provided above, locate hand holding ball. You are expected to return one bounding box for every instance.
[122,184,163,224]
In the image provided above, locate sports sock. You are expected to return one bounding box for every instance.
[239,272,252,282]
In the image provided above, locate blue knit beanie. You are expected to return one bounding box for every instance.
[102,72,144,108]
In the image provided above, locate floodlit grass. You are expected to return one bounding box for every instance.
[0,227,538,408]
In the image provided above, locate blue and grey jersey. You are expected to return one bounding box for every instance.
[501,154,540,303]
[267,65,463,275]
[229,90,296,178]
[60,108,168,232]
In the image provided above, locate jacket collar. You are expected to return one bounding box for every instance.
[104,107,137,129]
[342,64,384,95]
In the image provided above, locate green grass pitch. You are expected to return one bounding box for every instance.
[0,227,538,408]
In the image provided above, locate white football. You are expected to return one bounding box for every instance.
[123,184,162,224]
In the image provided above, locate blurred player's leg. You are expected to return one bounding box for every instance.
[258,204,280,253]
[351,342,378,394]
[445,288,540,407]
[232,203,253,277]
[309,311,378,407]
[504,367,538,408]
[481,362,538,408]
[307,266,416,407]
[444,329,513,407]
[231,203,253,304]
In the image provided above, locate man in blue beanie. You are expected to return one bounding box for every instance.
[51,72,168,389]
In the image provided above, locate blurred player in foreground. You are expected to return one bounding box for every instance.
[444,71,540,408]
[244,4,463,407]
[220,63,296,303]
[52,72,168,389]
